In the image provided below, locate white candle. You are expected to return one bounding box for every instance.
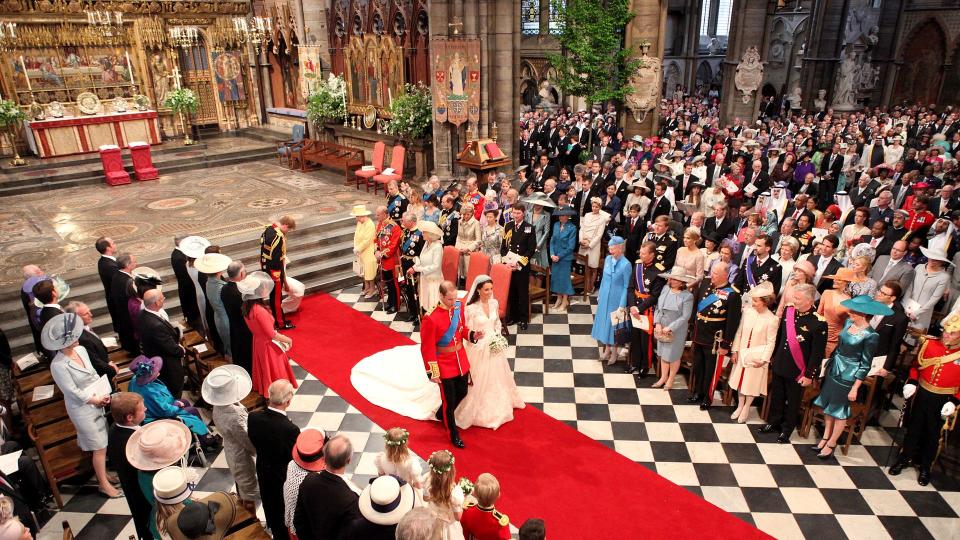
[388,87,392,106]
[20,55,31,92]
[126,51,135,85]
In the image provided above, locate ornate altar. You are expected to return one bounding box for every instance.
[28,110,161,157]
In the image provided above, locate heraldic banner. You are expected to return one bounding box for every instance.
[430,38,480,126]
[299,45,324,99]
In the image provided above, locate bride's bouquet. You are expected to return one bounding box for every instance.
[488,333,509,353]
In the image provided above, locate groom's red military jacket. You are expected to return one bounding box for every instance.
[421,300,473,379]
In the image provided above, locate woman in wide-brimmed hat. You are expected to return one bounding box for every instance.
[202,365,258,513]
[195,252,234,358]
[166,491,236,540]
[549,206,579,312]
[818,267,856,357]
[240,271,297,396]
[729,281,779,423]
[902,246,953,334]
[523,192,555,269]
[44,313,120,498]
[413,220,445,314]
[127,355,220,451]
[354,475,419,537]
[152,466,197,538]
[125,418,192,538]
[651,267,696,388]
[352,205,378,299]
[812,295,891,459]
[282,428,327,536]
[178,236,212,333]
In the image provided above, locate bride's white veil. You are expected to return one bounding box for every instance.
[465,274,493,305]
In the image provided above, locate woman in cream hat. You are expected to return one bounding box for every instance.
[44,313,121,498]
[239,271,297,396]
[413,220,444,314]
[352,205,378,299]
[194,252,233,358]
[579,197,611,294]
[729,281,779,423]
[202,365,259,513]
[126,419,192,538]
[153,466,197,538]
[179,236,213,334]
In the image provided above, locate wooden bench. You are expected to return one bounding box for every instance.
[29,425,90,507]
[293,139,365,181]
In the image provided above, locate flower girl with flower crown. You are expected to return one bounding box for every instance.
[455,275,525,430]
[375,427,423,489]
[422,450,465,540]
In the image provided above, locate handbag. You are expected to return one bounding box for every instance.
[611,308,632,346]
[654,326,674,343]
[352,258,363,277]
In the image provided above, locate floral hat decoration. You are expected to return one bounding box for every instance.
[383,428,409,447]
[428,449,455,475]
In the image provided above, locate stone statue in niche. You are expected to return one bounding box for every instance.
[734,46,764,104]
[534,80,558,113]
[150,53,171,106]
[787,85,802,111]
[813,89,827,111]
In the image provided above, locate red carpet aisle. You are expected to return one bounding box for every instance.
[287,294,770,539]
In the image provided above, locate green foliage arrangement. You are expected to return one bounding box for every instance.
[0,99,25,128]
[546,0,642,105]
[306,73,347,128]
[162,88,199,115]
[385,82,432,141]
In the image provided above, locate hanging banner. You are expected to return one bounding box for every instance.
[430,38,480,126]
[299,45,323,99]
[211,50,246,102]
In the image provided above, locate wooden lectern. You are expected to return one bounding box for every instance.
[456,139,511,187]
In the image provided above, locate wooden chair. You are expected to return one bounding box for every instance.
[490,263,513,323]
[528,262,551,316]
[276,124,306,167]
[441,245,459,284]
[29,426,90,507]
[372,145,405,194]
[354,141,385,192]
[464,252,491,292]
[797,377,824,438]
[800,376,879,455]
[572,254,590,303]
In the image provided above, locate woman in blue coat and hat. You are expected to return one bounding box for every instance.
[591,236,633,364]
[549,207,579,312]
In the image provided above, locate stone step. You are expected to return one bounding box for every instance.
[3,216,360,356]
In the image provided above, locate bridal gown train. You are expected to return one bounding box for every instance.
[350,298,524,429]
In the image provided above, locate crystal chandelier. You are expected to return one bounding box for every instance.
[169,26,200,49]
[232,16,272,51]
[86,10,123,37]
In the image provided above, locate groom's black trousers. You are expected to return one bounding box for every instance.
[436,373,469,438]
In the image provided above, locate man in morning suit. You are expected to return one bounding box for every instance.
[138,289,186,398]
[807,235,843,294]
[858,220,894,258]
[421,281,482,448]
[171,236,202,331]
[689,262,742,409]
[221,262,253,374]
[66,301,118,381]
[110,252,139,353]
[870,241,915,297]
[107,393,152,540]
[734,234,783,297]
[260,216,297,329]
[248,379,300,540]
[33,279,63,360]
[760,284,827,443]
[645,181,672,223]
[501,204,537,330]
[868,282,909,422]
[627,242,664,377]
[702,203,735,241]
[95,236,120,334]
[294,435,362,539]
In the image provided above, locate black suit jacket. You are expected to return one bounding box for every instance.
[107,425,153,539]
[645,196,672,223]
[248,408,299,493]
[171,248,201,325]
[734,255,783,296]
[807,255,843,294]
[771,310,827,380]
[858,234,894,258]
[702,216,735,241]
[624,215,646,263]
[98,255,119,302]
[0,473,36,535]
[819,153,844,179]
[38,305,64,358]
[221,282,253,374]
[673,174,700,201]
[874,304,908,371]
[78,329,117,380]
[294,470,362,540]
[137,310,185,397]
[928,196,958,218]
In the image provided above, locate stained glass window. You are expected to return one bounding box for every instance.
[522,0,540,35]
[548,0,564,35]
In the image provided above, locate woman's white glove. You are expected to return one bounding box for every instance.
[942,402,957,418]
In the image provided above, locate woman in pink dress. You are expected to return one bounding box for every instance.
[239,271,296,396]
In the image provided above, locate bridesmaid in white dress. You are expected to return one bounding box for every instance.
[455,275,525,430]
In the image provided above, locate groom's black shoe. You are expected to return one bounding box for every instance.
[451,436,465,449]
[435,409,443,421]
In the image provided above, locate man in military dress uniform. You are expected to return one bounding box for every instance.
[398,212,425,327]
[734,234,783,297]
[259,216,296,329]
[460,473,511,540]
[501,204,537,331]
[462,177,484,221]
[374,206,403,314]
[760,283,827,442]
[438,195,461,246]
[421,281,482,448]
[690,262,742,409]
[627,242,664,377]
[646,215,679,271]
[386,180,408,222]
[890,312,960,485]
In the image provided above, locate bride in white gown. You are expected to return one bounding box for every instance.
[350,275,524,429]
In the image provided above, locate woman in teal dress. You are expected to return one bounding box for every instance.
[549,207,578,312]
[812,295,891,459]
[590,236,633,363]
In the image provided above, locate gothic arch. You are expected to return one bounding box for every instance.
[893,19,947,105]
[695,61,713,89]
[663,61,681,97]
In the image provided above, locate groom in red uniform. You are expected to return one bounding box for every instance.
[421,280,483,448]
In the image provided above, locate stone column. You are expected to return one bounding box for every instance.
[430,0,453,178]
[624,0,668,136]
[492,0,515,157]
[299,0,332,71]
[719,0,768,125]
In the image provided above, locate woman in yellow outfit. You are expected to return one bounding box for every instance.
[352,205,378,298]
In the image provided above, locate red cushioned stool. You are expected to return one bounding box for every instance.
[98,144,131,186]
[129,141,159,181]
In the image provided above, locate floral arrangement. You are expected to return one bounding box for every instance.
[489,333,509,353]
[162,88,199,115]
[306,73,347,128]
[0,99,25,128]
[457,477,475,496]
[385,82,432,141]
[383,427,409,447]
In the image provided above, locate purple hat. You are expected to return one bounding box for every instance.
[21,275,49,294]
[131,355,163,385]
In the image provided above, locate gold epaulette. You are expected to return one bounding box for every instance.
[814,312,826,322]
[655,263,665,271]
[464,500,477,508]
[519,256,529,265]
[493,509,509,526]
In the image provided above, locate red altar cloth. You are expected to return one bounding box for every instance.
[29,111,161,158]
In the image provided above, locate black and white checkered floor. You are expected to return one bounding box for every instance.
[40,286,960,539]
